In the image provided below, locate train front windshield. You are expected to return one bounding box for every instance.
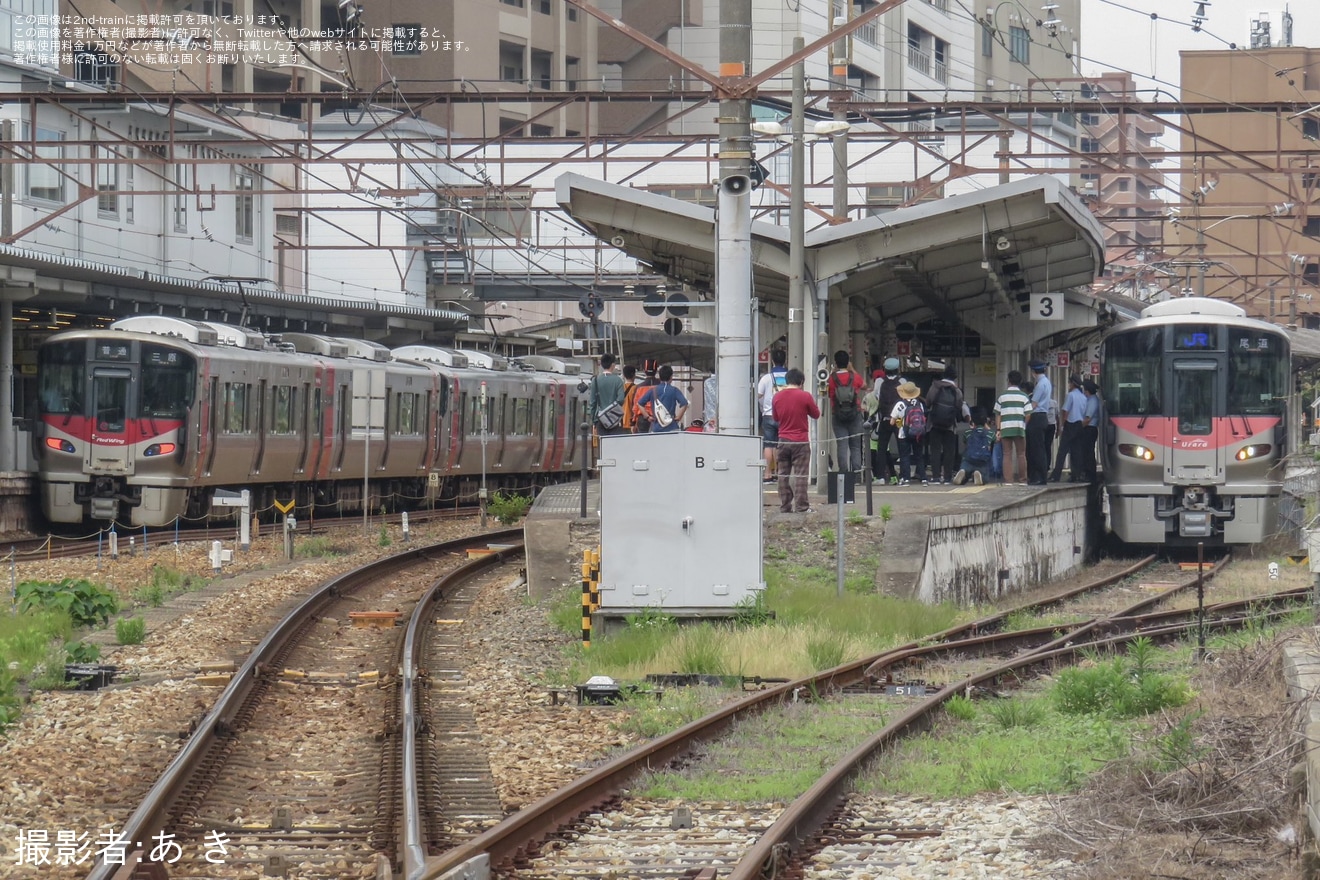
[1102,323,1288,418]
[37,340,86,416]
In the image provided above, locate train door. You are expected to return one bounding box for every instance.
[333,383,350,472]
[1166,357,1225,483]
[252,379,268,475]
[204,376,219,476]
[296,381,312,474]
[86,367,133,474]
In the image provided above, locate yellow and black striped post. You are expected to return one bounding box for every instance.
[589,547,601,613]
[581,549,593,648]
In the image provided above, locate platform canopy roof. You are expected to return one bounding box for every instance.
[555,173,1106,328]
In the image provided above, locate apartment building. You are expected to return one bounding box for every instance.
[57,0,600,137]
[1178,44,1320,325]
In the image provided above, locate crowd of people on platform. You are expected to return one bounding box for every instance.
[584,346,1104,514]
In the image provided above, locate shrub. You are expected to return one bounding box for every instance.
[944,694,978,722]
[880,505,894,522]
[1053,650,1191,719]
[132,582,165,608]
[115,617,147,645]
[64,641,101,664]
[16,578,119,628]
[674,625,728,675]
[489,491,533,525]
[732,592,773,627]
[378,524,392,548]
[296,536,340,558]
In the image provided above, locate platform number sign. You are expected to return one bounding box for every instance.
[1030,294,1060,321]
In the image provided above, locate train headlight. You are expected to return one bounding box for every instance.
[1118,443,1156,461]
[144,442,177,457]
[1235,444,1272,461]
[44,437,75,453]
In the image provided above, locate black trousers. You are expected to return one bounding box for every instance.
[1051,421,1083,480]
[1026,412,1050,484]
[926,427,959,482]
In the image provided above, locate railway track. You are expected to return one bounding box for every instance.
[86,529,523,880]
[419,554,1308,880]
[5,506,485,562]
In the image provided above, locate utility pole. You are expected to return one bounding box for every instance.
[788,37,806,374]
[1,118,14,473]
[715,0,753,435]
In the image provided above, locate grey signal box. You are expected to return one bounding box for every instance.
[598,432,765,615]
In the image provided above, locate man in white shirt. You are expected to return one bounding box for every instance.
[756,349,788,482]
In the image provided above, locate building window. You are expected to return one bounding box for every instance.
[235,166,255,242]
[1306,262,1320,287]
[981,22,993,57]
[1305,218,1320,238]
[74,46,118,86]
[96,145,118,217]
[535,0,550,13]
[567,4,577,20]
[499,42,524,83]
[500,0,524,7]
[24,125,64,203]
[566,56,579,90]
[1081,137,1100,153]
[173,162,189,232]
[1009,26,1029,63]
[530,49,552,89]
[933,38,949,84]
[391,24,421,55]
[1117,179,1130,191]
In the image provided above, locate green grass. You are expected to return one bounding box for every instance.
[862,699,1131,797]
[296,535,341,558]
[115,616,147,645]
[637,697,889,801]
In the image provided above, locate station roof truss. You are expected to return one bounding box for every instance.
[556,172,1106,330]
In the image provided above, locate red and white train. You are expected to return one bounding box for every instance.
[1099,298,1290,545]
[35,316,589,527]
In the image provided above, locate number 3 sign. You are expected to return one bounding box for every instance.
[1030,293,1061,321]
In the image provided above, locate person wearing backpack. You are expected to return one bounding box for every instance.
[633,364,688,433]
[890,381,928,486]
[923,365,965,484]
[873,357,903,484]
[588,353,626,436]
[827,350,867,479]
[953,408,996,485]
[756,348,789,483]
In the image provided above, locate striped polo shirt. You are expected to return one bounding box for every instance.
[994,385,1031,438]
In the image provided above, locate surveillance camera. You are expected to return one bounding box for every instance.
[720,175,751,196]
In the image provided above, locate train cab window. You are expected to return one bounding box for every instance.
[223,383,250,433]
[1227,329,1287,415]
[141,345,196,419]
[1173,362,1215,436]
[1102,328,1163,415]
[37,340,85,415]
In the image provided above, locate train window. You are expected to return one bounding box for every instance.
[312,388,322,433]
[512,398,530,435]
[92,372,128,432]
[397,392,417,434]
[272,385,295,433]
[1101,328,1163,415]
[223,383,249,433]
[37,341,85,415]
[1174,362,1215,436]
[141,345,195,419]
[468,393,481,434]
[1228,329,1287,415]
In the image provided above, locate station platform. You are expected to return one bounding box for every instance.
[523,475,1097,606]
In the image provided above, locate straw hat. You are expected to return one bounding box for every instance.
[897,381,921,400]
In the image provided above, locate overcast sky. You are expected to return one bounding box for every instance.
[1079,1,1320,94]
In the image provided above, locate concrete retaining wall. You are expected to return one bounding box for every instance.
[917,490,1091,605]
